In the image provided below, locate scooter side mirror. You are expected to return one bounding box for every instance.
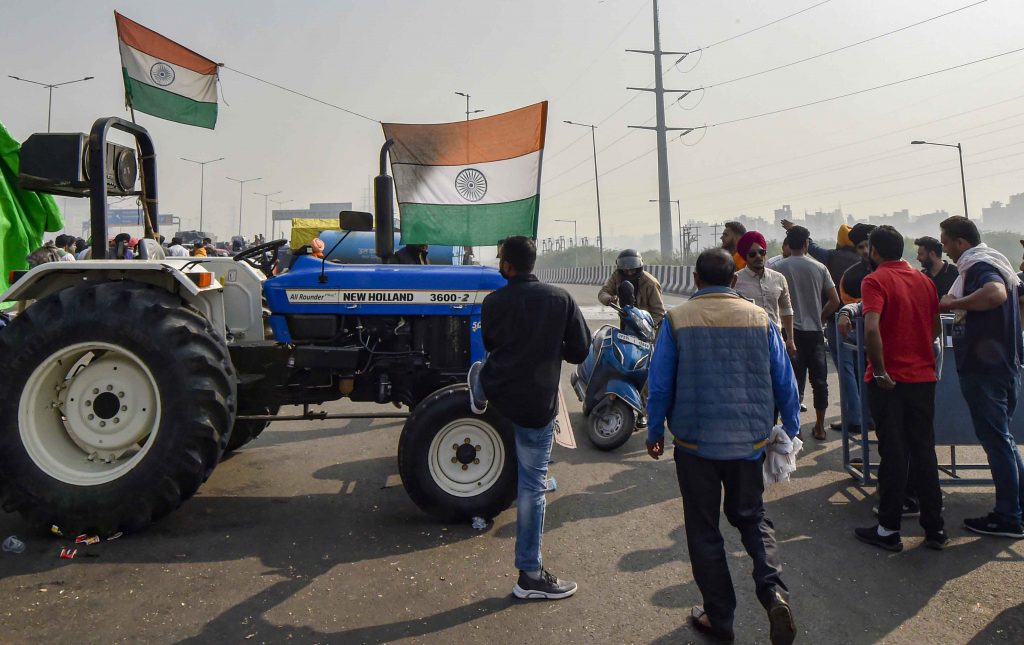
[617,279,636,308]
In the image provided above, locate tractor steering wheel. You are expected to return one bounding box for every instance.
[233,238,287,278]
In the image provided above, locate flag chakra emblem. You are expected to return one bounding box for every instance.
[149,62,175,86]
[455,168,487,202]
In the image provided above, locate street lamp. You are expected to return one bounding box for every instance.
[911,140,969,219]
[650,198,682,263]
[226,176,261,239]
[270,198,293,240]
[8,74,94,132]
[181,157,224,234]
[454,91,484,121]
[554,218,578,267]
[254,190,282,240]
[565,120,606,267]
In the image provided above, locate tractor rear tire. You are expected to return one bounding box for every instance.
[225,405,280,452]
[0,282,236,536]
[398,384,517,522]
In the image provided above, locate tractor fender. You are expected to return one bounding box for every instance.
[1,260,235,340]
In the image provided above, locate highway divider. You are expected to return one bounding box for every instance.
[536,265,695,296]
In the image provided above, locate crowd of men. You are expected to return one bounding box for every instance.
[23,233,261,265]
[469,218,1024,644]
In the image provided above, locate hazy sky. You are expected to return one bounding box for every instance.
[4,0,1023,247]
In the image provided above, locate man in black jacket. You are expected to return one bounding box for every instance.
[468,236,591,600]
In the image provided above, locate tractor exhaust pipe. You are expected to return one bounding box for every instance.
[375,139,396,263]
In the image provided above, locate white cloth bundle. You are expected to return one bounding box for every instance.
[949,243,1018,299]
[763,425,803,485]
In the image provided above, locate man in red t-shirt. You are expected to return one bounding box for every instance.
[853,225,947,553]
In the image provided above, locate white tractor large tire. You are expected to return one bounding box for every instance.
[0,282,236,536]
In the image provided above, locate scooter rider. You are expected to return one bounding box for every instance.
[598,250,666,329]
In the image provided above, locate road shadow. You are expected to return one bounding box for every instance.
[0,448,515,640]
[627,472,1023,644]
[247,416,403,450]
[968,602,1024,644]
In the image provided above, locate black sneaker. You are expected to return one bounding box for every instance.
[636,414,648,429]
[963,513,1024,539]
[799,403,808,412]
[872,498,920,518]
[854,525,903,552]
[467,361,487,414]
[830,421,843,431]
[512,569,578,600]
[924,530,950,550]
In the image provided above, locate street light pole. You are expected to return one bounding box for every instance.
[226,176,261,239]
[254,190,282,240]
[454,91,484,121]
[565,120,606,267]
[181,157,224,234]
[911,140,969,218]
[270,198,293,240]
[555,218,578,267]
[9,75,94,132]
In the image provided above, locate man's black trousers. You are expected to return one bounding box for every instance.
[792,329,829,411]
[867,381,944,533]
[674,448,787,632]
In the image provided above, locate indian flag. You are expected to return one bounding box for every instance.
[382,102,547,246]
[115,12,219,129]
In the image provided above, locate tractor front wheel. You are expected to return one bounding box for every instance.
[398,385,516,522]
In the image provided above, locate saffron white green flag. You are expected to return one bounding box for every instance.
[115,12,219,129]
[382,102,547,246]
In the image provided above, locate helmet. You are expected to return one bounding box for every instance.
[616,249,643,271]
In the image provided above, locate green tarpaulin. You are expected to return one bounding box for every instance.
[0,120,64,308]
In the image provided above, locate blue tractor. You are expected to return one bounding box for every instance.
[0,118,516,536]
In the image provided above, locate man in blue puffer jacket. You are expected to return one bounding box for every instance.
[646,249,801,645]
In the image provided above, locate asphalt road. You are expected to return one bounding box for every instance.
[1,283,1022,644]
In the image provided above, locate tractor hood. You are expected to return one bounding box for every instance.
[264,255,507,315]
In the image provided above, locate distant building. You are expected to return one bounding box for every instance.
[982,193,1024,231]
[774,204,792,225]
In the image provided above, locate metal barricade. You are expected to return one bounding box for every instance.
[836,313,1024,485]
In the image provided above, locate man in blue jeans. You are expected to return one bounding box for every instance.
[468,236,591,599]
[939,216,1024,539]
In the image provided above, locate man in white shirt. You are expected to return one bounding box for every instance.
[166,237,190,257]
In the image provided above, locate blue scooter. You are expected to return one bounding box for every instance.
[570,281,655,450]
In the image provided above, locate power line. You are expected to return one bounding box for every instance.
[683,115,1024,202]
[842,163,1024,209]
[673,92,1024,188]
[222,65,380,124]
[546,144,658,200]
[690,144,1024,217]
[702,0,990,89]
[701,0,834,50]
[544,114,654,185]
[705,46,1024,128]
[545,89,648,163]
[550,0,651,102]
